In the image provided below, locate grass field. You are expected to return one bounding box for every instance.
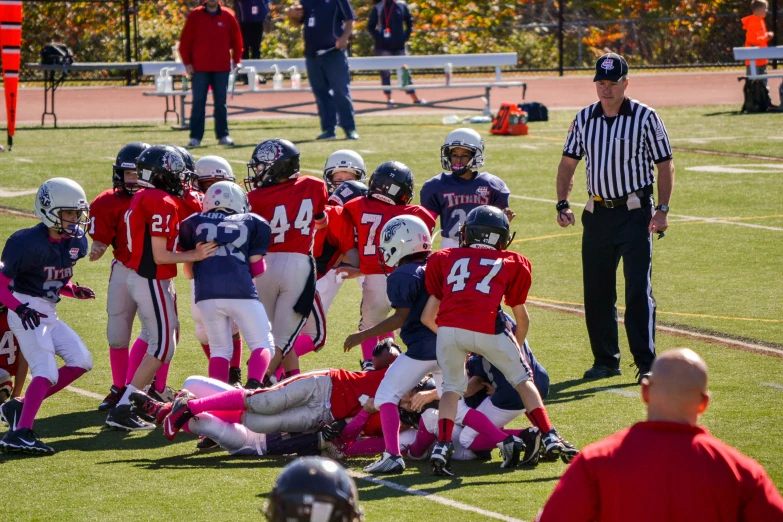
[0,105,782,521]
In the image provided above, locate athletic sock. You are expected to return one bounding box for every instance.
[17,376,51,430]
[201,344,211,358]
[247,349,272,382]
[154,362,170,392]
[188,388,247,416]
[208,357,230,383]
[344,437,386,457]
[125,338,148,385]
[117,384,138,407]
[360,336,378,362]
[338,409,371,444]
[437,418,454,443]
[44,366,86,398]
[408,418,436,458]
[379,403,402,455]
[284,369,300,379]
[274,365,285,382]
[109,348,129,388]
[528,407,553,433]
[231,336,242,367]
[462,408,506,445]
[292,335,315,358]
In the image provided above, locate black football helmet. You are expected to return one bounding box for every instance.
[173,146,196,176]
[112,142,150,196]
[245,138,300,190]
[367,161,414,205]
[264,457,363,522]
[399,376,439,428]
[459,205,514,250]
[328,180,368,207]
[136,145,189,197]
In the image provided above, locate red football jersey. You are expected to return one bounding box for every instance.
[126,188,181,280]
[425,248,532,335]
[0,309,20,378]
[328,367,388,420]
[89,188,134,265]
[247,176,328,255]
[178,189,203,221]
[313,205,356,278]
[341,197,436,275]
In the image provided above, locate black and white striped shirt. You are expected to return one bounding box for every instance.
[562,98,672,200]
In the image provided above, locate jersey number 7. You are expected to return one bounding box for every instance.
[446,257,503,294]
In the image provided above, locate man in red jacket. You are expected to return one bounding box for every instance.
[538,348,783,522]
[179,0,243,148]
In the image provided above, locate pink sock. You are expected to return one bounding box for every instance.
[339,410,370,444]
[247,349,271,382]
[201,344,211,358]
[208,357,230,383]
[126,338,148,385]
[154,362,170,392]
[44,367,86,398]
[293,335,315,358]
[18,376,51,430]
[274,365,285,381]
[188,388,247,416]
[285,369,300,378]
[463,409,506,445]
[231,337,242,367]
[209,410,243,424]
[408,417,436,458]
[109,348,128,388]
[468,430,523,451]
[344,437,386,457]
[380,403,402,455]
[360,337,378,361]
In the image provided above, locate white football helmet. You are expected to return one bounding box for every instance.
[379,215,432,268]
[323,149,367,193]
[440,128,485,173]
[203,181,248,214]
[193,155,235,192]
[34,177,90,237]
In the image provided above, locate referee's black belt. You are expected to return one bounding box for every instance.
[592,185,653,208]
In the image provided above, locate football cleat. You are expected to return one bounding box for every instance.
[0,427,55,455]
[318,431,346,461]
[98,385,123,411]
[0,397,23,431]
[519,427,542,466]
[541,429,567,461]
[430,441,455,477]
[197,436,219,450]
[129,390,165,424]
[228,366,242,388]
[163,391,196,441]
[497,435,525,469]
[559,437,580,464]
[360,360,375,372]
[149,385,177,403]
[363,451,405,474]
[105,404,156,431]
[245,378,263,390]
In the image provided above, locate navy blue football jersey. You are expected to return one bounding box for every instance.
[419,171,510,240]
[386,260,436,361]
[179,211,271,302]
[1,223,88,303]
[465,340,550,411]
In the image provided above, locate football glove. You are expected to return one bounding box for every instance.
[71,282,96,300]
[14,303,47,330]
[319,419,347,442]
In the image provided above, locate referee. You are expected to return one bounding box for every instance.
[555,53,674,384]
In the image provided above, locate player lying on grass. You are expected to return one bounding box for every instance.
[423,205,578,476]
[0,178,94,455]
[0,305,28,404]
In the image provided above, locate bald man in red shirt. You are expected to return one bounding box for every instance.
[538,348,783,522]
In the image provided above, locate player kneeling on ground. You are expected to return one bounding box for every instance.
[0,178,94,455]
[423,205,578,476]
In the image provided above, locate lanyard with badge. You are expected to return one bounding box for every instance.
[383,0,394,38]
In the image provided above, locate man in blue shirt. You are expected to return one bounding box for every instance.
[286,0,358,140]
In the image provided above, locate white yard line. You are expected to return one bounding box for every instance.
[761,382,783,391]
[347,470,528,522]
[508,195,783,232]
[597,388,639,398]
[0,189,37,198]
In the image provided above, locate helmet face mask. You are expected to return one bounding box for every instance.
[34,178,90,237]
[245,139,300,191]
[368,161,415,206]
[441,128,485,174]
[203,181,248,215]
[323,150,367,193]
[112,142,150,196]
[459,205,513,250]
[378,215,432,268]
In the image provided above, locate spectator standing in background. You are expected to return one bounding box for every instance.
[180,0,243,148]
[367,0,424,106]
[234,0,269,61]
[286,0,359,141]
[741,0,774,87]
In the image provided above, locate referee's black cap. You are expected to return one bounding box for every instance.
[594,53,628,82]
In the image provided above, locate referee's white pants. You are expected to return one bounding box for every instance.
[375,353,440,407]
[7,293,92,385]
[197,298,274,360]
[359,273,391,330]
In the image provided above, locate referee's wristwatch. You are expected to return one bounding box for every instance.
[655,204,669,213]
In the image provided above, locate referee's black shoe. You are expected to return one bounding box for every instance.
[583,365,622,379]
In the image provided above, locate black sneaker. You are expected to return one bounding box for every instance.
[360,360,375,372]
[130,390,165,424]
[633,363,652,385]
[583,365,622,379]
[519,427,542,466]
[245,378,262,390]
[261,375,278,388]
[106,404,156,431]
[541,429,566,461]
[0,398,23,431]
[196,436,219,450]
[149,385,177,403]
[0,427,54,455]
[497,435,524,469]
[560,437,580,464]
[228,367,242,387]
[430,441,455,476]
[98,385,124,411]
[163,392,195,441]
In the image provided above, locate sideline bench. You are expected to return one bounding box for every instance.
[25,62,140,127]
[141,53,525,128]
[732,46,783,80]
